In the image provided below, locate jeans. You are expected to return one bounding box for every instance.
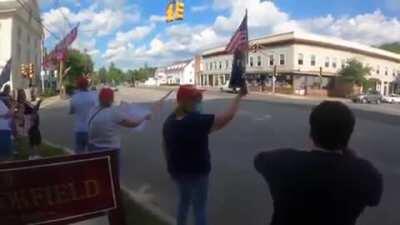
[75,132,89,154]
[175,176,209,225]
[0,130,12,160]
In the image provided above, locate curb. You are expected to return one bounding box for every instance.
[43,140,175,225]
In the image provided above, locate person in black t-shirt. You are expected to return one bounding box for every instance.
[163,85,246,225]
[254,101,383,225]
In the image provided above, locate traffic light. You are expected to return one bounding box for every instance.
[28,63,35,78]
[166,2,175,23]
[175,1,185,21]
[20,64,27,77]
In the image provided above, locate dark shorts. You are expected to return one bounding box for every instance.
[29,128,42,147]
[0,130,12,160]
[75,132,89,154]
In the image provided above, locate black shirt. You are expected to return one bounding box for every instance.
[254,149,383,225]
[163,112,215,179]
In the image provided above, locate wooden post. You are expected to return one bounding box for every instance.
[272,65,277,94]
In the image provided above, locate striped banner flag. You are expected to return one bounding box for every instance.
[226,11,248,88]
[0,58,12,87]
[225,11,248,54]
[43,24,79,68]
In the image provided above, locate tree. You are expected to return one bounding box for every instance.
[379,42,400,54]
[64,49,94,86]
[98,67,107,84]
[107,62,124,85]
[339,58,371,87]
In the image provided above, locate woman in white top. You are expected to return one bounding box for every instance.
[88,87,150,152]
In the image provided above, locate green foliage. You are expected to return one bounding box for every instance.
[107,62,125,85]
[339,58,371,86]
[94,64,156,86]
[64,49,94,86]
[379,42,400,54]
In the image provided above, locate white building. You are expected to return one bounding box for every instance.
[201,31,400,96]
[154,67,167,85]
[0,0,43,90]
[162,60,195,85]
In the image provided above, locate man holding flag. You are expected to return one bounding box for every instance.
[162,11,248,225]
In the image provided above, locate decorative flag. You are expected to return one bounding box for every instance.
[43,24,79,69]
[226,11,248,88]
[0,58,12,87]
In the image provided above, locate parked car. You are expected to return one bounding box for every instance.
[351,91,382,104]
[382,94,400,104]
[220,82,240,93]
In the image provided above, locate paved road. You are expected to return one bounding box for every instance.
[41,87,400,225]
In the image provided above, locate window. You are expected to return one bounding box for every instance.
[376,66,380,74]
[257,56,262,66]
[17,27,22,41]
[17,43,21,60]
[393,69,396,77]
[269,55,274,66]
[214,62,217,70]
[332,58,337,68]
[298,53,304,65]
[310,55,316,66]
[325,57,330,68]
[279,54,285,65]
[249,56,254,67]
[341,59,346,68]
[225,60,229,69]
[385,67,388,76]
[219,61,222,69]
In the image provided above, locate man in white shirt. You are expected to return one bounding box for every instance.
[70,77,96,153]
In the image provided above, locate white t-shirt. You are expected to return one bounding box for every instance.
[0,100,10,130]
[70,91,97,132]
[88,106,126,149]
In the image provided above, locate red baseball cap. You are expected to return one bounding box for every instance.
[76,76,89,89]
[99,88,114,104]
[177,85,205,103]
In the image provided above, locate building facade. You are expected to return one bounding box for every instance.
[0,0,43,90]
[158,60,195,85]
[201,32,400,96]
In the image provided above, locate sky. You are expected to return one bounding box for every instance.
[37,0,400,70]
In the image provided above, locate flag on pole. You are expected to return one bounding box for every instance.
[0,58,12,87]
[44,24,79,68]
[226,11,248,88]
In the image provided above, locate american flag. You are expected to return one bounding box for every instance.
[0,58,12,87]
[227,11,248,88]
[225,11,248,54]
[55,24,79,52]
[44,24,79,67]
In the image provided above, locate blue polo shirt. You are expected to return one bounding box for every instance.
[163,112,215,179]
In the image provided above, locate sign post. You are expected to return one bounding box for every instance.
[0,150,124,225]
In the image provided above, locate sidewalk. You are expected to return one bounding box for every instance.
[249,90,350,103]
[137,85,350,102]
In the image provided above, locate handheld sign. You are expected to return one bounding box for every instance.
[0,151,123,225]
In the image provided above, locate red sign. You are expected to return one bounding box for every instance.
[0,150,121,225]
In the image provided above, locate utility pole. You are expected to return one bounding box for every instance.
[273,65,277,94]
[59,60,64,97]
